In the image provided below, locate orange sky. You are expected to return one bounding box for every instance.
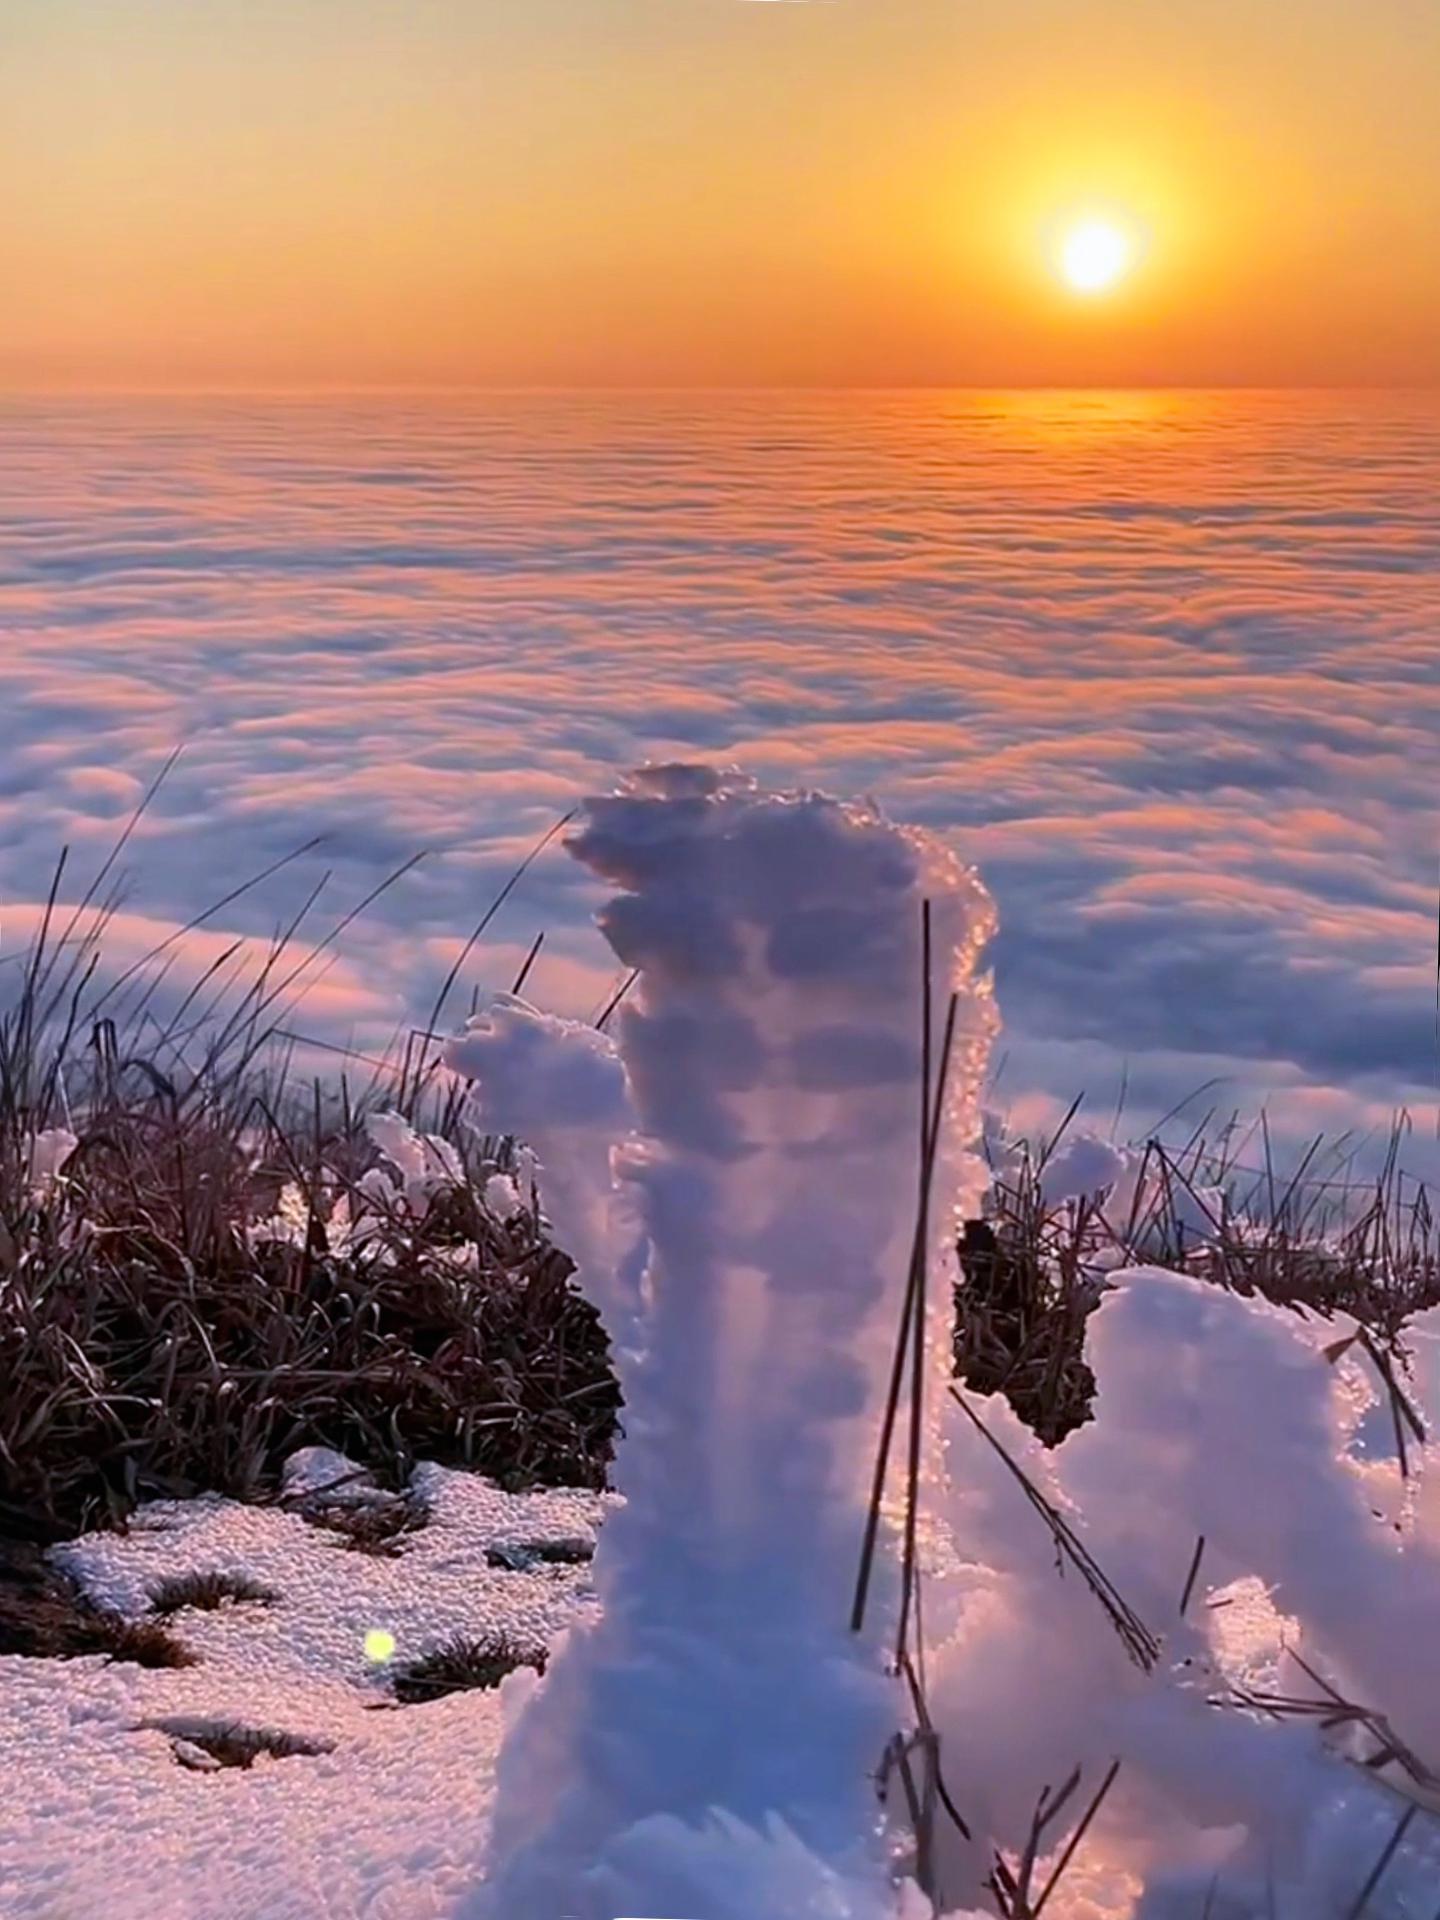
[3,0,1438,388]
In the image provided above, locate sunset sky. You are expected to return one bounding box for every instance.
[4,0,1439,388]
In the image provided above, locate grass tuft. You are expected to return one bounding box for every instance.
[0,852,621,1544]
[959,1111,1439,1448]
[300,1493,429,1557]
[391,1631,547,1704]
[0,1539,197,1665]
[97,1616,200,1669]
[148,1569,279,1615]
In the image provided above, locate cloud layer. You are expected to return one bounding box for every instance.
[2,389,1436,1175]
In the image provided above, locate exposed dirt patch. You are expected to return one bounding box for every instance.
[140,1716,335,1771]
[485,1537,594,1571]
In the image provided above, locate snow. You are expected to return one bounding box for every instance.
[365,1111,466,1200]
[928,1267,1440,1917]
[446,992,642,1354]
[469,766,998,1919]
[0,1460,609,1919]
[1036,1129,1129,1208]
[984,1117,1227,1257]
[21,1126,78,1203]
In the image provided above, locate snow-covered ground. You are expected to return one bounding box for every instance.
[0,1455,609,1919]
[8,1295,1440,1920]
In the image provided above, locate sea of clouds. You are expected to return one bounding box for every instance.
[1,388,1435,1176]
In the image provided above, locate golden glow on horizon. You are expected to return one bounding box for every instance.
[0,0,1437,386]
[1056,216,1139,294]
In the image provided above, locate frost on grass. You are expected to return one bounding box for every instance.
[470,766,998,1920]
[1,1096,618,1543]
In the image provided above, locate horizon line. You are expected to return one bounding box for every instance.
[3,380,1437,399]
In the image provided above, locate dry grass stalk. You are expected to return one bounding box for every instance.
[1,837,620,1544]
[985,1758,1122,1919]
[949,1386,1160,1673]
[1217,1646,1440,1816]
[1346,1805,1418,1918]
[852,901,960,1642]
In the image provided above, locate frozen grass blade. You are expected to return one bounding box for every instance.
[1346,1805,1417,1919]
[401,809,575,1114]
[851,907,958,1639]
[1031,1759,1122,1917]
[948,1385,1160,1671]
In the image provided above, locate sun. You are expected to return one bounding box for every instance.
[1055,216,1139,295]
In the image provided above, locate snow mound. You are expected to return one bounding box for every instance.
[930,1268,1440,1917]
